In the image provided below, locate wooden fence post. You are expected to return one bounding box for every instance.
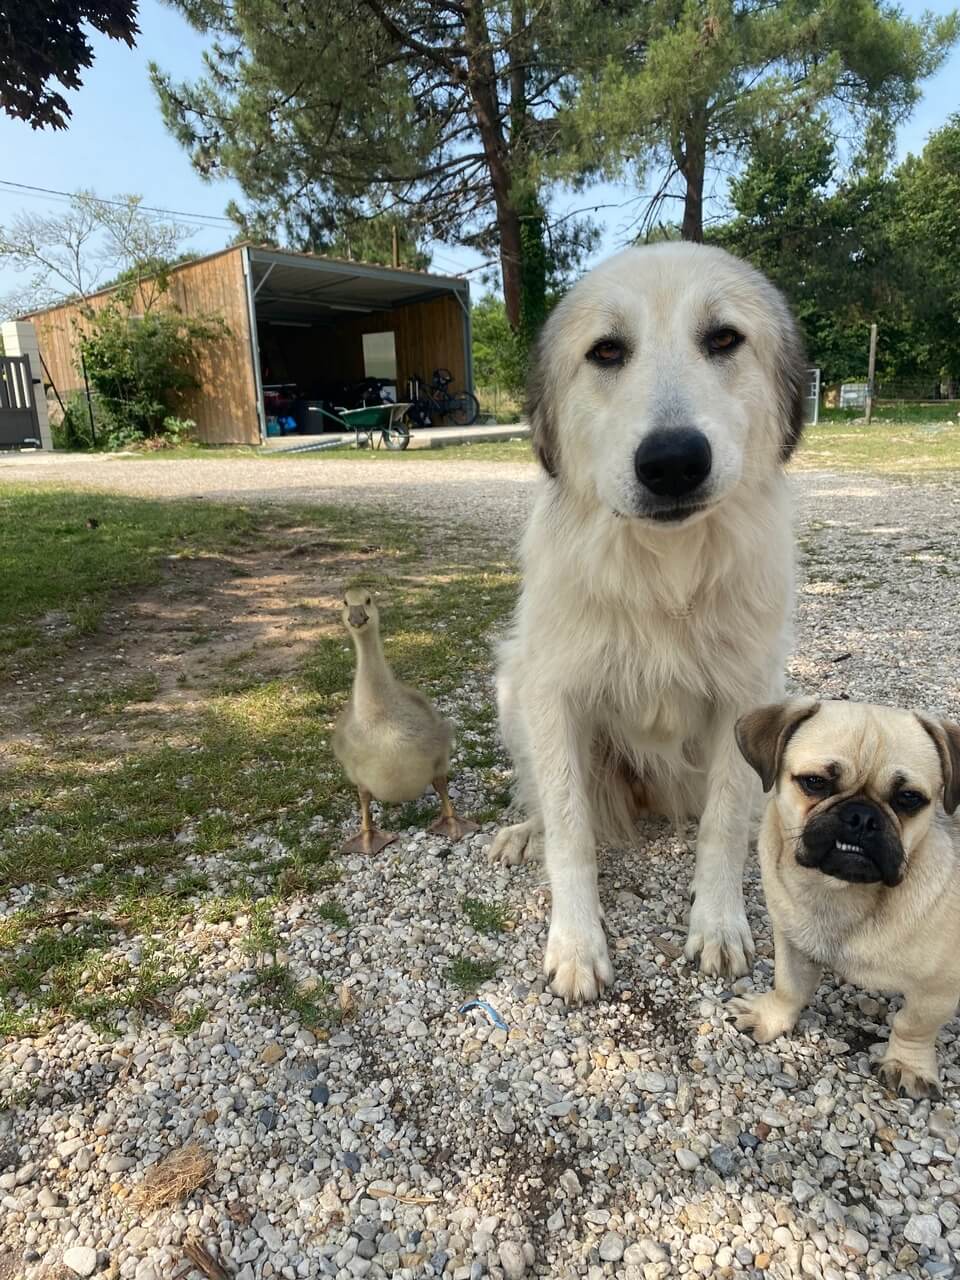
[865,323,878,425]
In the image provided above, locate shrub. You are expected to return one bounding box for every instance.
[75,299,225,448]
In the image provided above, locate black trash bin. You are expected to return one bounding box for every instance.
[295,400,328,434]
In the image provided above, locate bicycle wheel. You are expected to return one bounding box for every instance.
[384,423,411,451]
[447,392,480,426]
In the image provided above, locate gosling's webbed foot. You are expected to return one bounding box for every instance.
[340,827,397,855]
[428,814,479,841]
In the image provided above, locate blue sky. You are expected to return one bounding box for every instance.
[1,0,957,300]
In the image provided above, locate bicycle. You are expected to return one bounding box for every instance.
[404,369,480,428]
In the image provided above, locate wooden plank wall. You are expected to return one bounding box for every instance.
[29,247,259,445]
[333,294,467,395]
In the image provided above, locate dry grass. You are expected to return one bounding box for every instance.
[133,1143,213,1211]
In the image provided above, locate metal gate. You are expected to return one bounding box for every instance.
[0,354,42,447]
[804,367,821,426]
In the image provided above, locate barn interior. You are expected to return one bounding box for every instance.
[247,248,472,436]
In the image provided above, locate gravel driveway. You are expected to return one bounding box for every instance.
[0,453,536,543]
[2,456,960,1280]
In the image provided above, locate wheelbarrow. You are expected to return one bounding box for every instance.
[319,402,412,450]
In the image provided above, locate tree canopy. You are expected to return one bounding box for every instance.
[564,0,958,242]
[714,113,960,387]
[0,1,140,130]
[151,0,607,351]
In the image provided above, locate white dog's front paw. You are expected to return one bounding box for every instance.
[544,918,613,1003]
[684,893,754,978]
[729,992,798,1044]
[487,819,540,867]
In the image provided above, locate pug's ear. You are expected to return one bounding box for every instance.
[735,699,821,793]
[525,332,558,477]
[917,715,960,815]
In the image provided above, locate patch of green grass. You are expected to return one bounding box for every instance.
[43,673,161,723]
[242,898,279,956]
[795,420,960,473]
[201,893,252,924]
[462,897,507,935]
[251,963,332,1028]
[316,901,349,928]
[819,402,959,425]
[173,1003,208,1035]
[447,956,498,990]
[0,487,257,674]
[0,920,192,1035]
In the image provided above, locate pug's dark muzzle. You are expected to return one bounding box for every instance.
[798,798,904,887]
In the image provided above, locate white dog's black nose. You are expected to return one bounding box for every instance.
[634,428,712,498]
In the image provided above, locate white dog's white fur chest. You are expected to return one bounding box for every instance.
[511,473,794,748]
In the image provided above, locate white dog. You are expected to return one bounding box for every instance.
[490,242,807,1002]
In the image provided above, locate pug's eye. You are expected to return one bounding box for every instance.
[893,788,928,813]
[587,338,626,367]
[705,327,744,356]
[795,774,831,798]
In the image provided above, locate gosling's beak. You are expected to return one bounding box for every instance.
[347,605,369,628]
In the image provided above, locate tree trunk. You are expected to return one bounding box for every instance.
[462,0,526,330]
[679,107,708,242]
[498,203,524,330]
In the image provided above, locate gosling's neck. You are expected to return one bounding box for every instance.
[350,624,394,708]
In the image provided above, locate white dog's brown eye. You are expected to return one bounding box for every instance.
[706,327,744,355]
[893,788,928,813]
[587,338,625,367]
[796,774,830,797]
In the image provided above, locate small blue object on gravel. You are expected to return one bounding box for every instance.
[459,999,508,1029]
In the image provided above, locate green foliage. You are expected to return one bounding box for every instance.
[99,251,200,293]
[75,300,226,448]
[447,956,498,990]
[471,295,526,394]
[462,897,508,935]
[564,0,958,242]
[714,113,960,386]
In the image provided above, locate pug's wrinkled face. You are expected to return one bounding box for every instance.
[737,700,960,889]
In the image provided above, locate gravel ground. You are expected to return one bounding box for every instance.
[0,454,535,545]
[2,460,960,1280]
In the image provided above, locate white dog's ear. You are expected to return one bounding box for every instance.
[735,698,820,792]
[525,334,559,477]
[917,715,960,814]
[774,306,808,463]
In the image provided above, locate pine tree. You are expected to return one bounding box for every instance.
[566,0,957,242]
[152,0,607,351]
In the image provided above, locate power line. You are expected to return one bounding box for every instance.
[0,179,235,228]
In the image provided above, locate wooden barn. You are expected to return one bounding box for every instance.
[26,244,473,446]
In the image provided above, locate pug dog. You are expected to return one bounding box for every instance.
[730,698,960,1099]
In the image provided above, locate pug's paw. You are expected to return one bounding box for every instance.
[728,992,800,1045]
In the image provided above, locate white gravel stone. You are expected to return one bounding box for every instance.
[498,1240,527,1278]
[62,1247,99,1277]
[904,1214,942,1248]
